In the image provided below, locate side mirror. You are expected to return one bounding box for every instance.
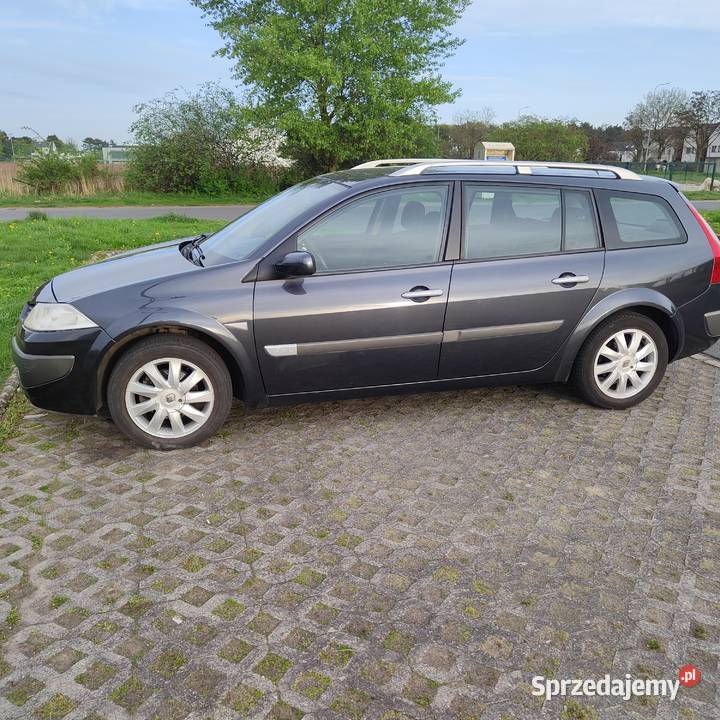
[275,251,316,277]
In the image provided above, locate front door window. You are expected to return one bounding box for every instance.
[297,186,449,272]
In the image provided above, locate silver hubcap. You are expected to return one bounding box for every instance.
[593,329,658,399]
[125,358,214,438]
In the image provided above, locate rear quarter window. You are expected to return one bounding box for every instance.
[595,190,686,249]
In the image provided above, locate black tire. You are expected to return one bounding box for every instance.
[572,312,668,409]
[107,335,233,450]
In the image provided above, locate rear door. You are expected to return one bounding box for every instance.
[439,184,605,378]
[254,183,454,395]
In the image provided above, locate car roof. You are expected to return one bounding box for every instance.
[317,160,679,198]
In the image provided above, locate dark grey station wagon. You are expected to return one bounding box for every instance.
[12,159,720,449]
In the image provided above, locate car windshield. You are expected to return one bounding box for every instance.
[200,179,348,263]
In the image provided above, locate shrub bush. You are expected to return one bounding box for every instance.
[15,152,120,194]
[125,83,301,197]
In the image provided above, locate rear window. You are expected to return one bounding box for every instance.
[596,190,686,249]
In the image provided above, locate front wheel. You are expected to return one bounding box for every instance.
[107,335,233,449]
[572,312,668,409]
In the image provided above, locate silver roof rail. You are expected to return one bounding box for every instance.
[353,158,445,169]
[352,159,641,180]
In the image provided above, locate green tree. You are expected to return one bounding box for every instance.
[487,117,588,162]
[438,107,496,158]
[45,134,77,153]
[0,130,12,160]
[10,136,34,159]
[624,87,687,163]
[192,0,470,173]
[578,123,624,162]
[82,137,111,154]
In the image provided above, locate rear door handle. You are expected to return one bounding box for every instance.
[552,274,590,286]
[401,288,444,301]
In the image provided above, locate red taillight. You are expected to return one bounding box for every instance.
[686,200,720,284]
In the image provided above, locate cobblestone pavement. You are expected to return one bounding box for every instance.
[0,358,719,720]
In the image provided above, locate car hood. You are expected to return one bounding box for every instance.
[52,239,201,303]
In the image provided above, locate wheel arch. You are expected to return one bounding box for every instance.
[554,290,684,383]
[96,318,264,413]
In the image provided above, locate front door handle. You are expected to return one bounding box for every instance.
[552,274,590,286]
[401,287,444,301]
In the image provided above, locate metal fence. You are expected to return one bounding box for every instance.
[604,160,717,190]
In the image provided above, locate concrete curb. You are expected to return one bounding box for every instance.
[0,368,20,418]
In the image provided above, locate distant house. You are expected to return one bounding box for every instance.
[102,146,135,163]
[606,142,636,163]
[637,128,720,164]
[680,128,720,163]
[30,140,59,156]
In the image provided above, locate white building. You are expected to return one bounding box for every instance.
[608,128,720,165]
[681,127,720,163]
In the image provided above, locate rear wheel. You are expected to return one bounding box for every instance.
[107,335,232,449]
[572,312,668,409]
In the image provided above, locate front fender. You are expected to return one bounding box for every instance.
[554,288,684,382]
[97,308,266,408]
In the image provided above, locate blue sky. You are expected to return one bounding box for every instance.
[3,0,719,143]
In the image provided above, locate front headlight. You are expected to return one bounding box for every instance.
[24,303,98,332]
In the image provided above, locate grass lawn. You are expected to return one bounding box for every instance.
[2,212,720,387]
[0,190,270,208]
[684,191,720,201]
[703,211,720,231]
[0,216,225,383]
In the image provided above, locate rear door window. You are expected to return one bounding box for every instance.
[595,190,686,248]
[462,186,600,260]
[463,187,562,260]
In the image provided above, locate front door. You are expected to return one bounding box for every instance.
[440,184,605,378]
[254,184,453,395]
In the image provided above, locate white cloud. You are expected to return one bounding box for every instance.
[49,0,183,12]
[461,0,720,34]
[0,18,87,32]
[0,0,186,32]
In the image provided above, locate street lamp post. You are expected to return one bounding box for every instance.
[644,82,670,171]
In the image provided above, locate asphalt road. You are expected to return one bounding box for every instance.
[1,200,719,222]
[693,200,720,211]
[0,204,254,221]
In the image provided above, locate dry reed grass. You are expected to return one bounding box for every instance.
[0,161,126,196]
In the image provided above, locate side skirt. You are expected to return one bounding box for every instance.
[265,365,561,407]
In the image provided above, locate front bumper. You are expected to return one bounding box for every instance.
[12,308,115,415]
[11,337,75,388]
